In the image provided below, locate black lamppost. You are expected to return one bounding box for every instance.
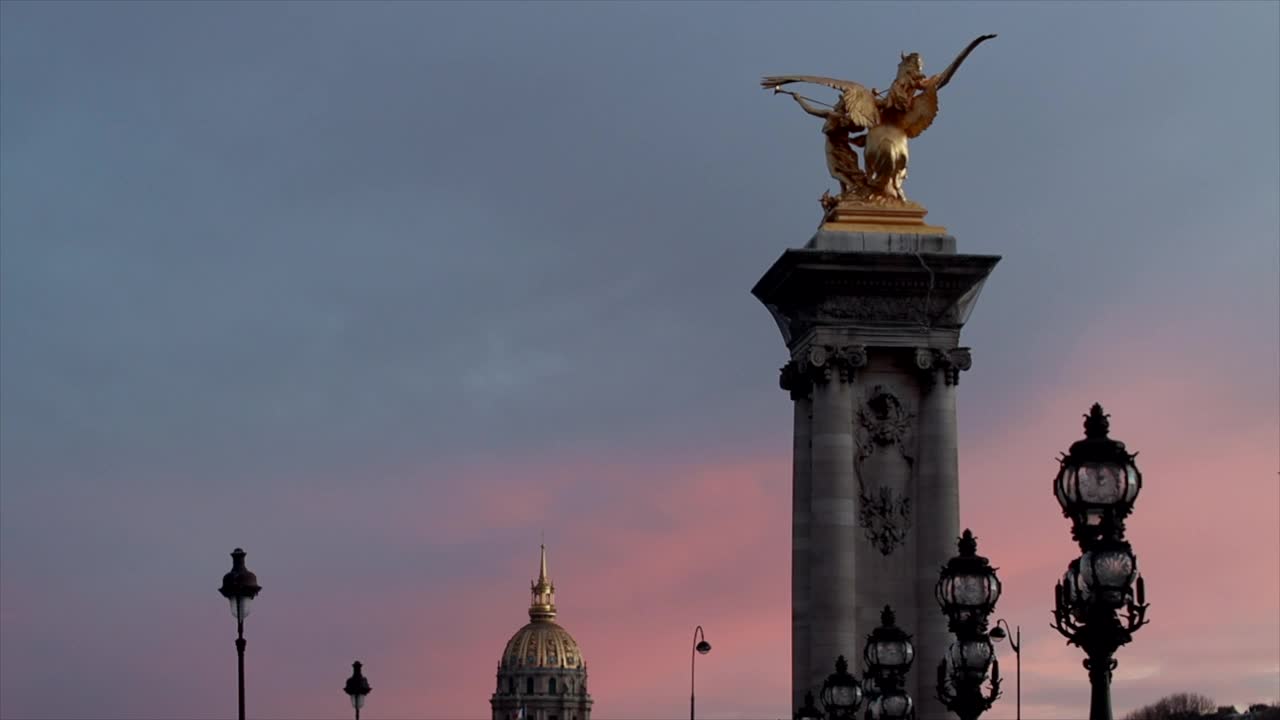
[988,620,1020,720]
[343,661,372,720]
[863,605,915,720]
[935,530,1002,720]
[691,625,711,720]
[859,676,880,720]
[821,655,863,720]
[796,691,824,720]
[218,548,262,720]
[1051,404,1149,720]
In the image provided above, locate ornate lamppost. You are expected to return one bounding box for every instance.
[343,661,372,720]
[860,676,880,720]
[863,605,915,720]
[796,691,824,720]
[1051,404,1149,720]
[988,620,1021,720]
[690,625,711,720]
[821,655,863,720]
[218,548,262,720]
[935,530,1002,720]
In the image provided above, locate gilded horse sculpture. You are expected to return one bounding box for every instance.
[763,35,995,207]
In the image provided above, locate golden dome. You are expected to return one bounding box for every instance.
[499,544,586,670]
[501,620,584,670]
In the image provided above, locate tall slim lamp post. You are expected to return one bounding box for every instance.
[343,661,372,720]
[691,625,711,720]
[218,548,262,720]
[935,529,1002,720]
[988,620,1020,720]
[1051,404,1149,720]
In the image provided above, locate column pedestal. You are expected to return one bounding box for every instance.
[755,230,998,719]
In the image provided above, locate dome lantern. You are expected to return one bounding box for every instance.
[529,543,556,622]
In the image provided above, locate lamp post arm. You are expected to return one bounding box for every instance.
[691,626,706,720]
[995,619,1020,654]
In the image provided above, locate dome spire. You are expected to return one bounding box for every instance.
[539,542,549,584]
[529,543,556,621]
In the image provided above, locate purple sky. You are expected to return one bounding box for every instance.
[1,2,1277,718]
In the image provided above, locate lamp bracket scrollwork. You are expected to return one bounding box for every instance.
[1051,565,1149,656]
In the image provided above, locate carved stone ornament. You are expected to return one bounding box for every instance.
[856,386,916,462]
[859,485,913,557]
[854,386,916,556]
[814,295,935,326]
[779,360,811,401]
[778,344,868,398]
[915,346,973,386]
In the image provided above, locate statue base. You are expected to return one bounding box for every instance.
[820,196,947,235]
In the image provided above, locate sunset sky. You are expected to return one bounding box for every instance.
[1,2,1277,719]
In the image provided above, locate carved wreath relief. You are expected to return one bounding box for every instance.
[855,386,916,556]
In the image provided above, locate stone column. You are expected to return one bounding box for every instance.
[804,344,865,697]
[781,362,814,711]
[752,232,998,712]
[912,347,970,720]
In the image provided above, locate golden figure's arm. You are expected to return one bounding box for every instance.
[784,92,832,119]
[932,34,996,91]
[762,75,880,128]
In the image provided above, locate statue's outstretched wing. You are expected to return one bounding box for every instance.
[761,75,880,128]
[903,34,994,138]
[901,84,940,138]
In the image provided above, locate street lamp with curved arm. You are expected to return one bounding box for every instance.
[989,619,1020,720]
[691,625,711,720]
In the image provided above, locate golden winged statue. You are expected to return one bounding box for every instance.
[763,35,995,209]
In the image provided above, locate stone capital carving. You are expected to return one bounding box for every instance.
[780,344,868,396]
[915,346,973,386]
[914,347,936,371]
[779,360,811,401]
[815,343,869,383]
